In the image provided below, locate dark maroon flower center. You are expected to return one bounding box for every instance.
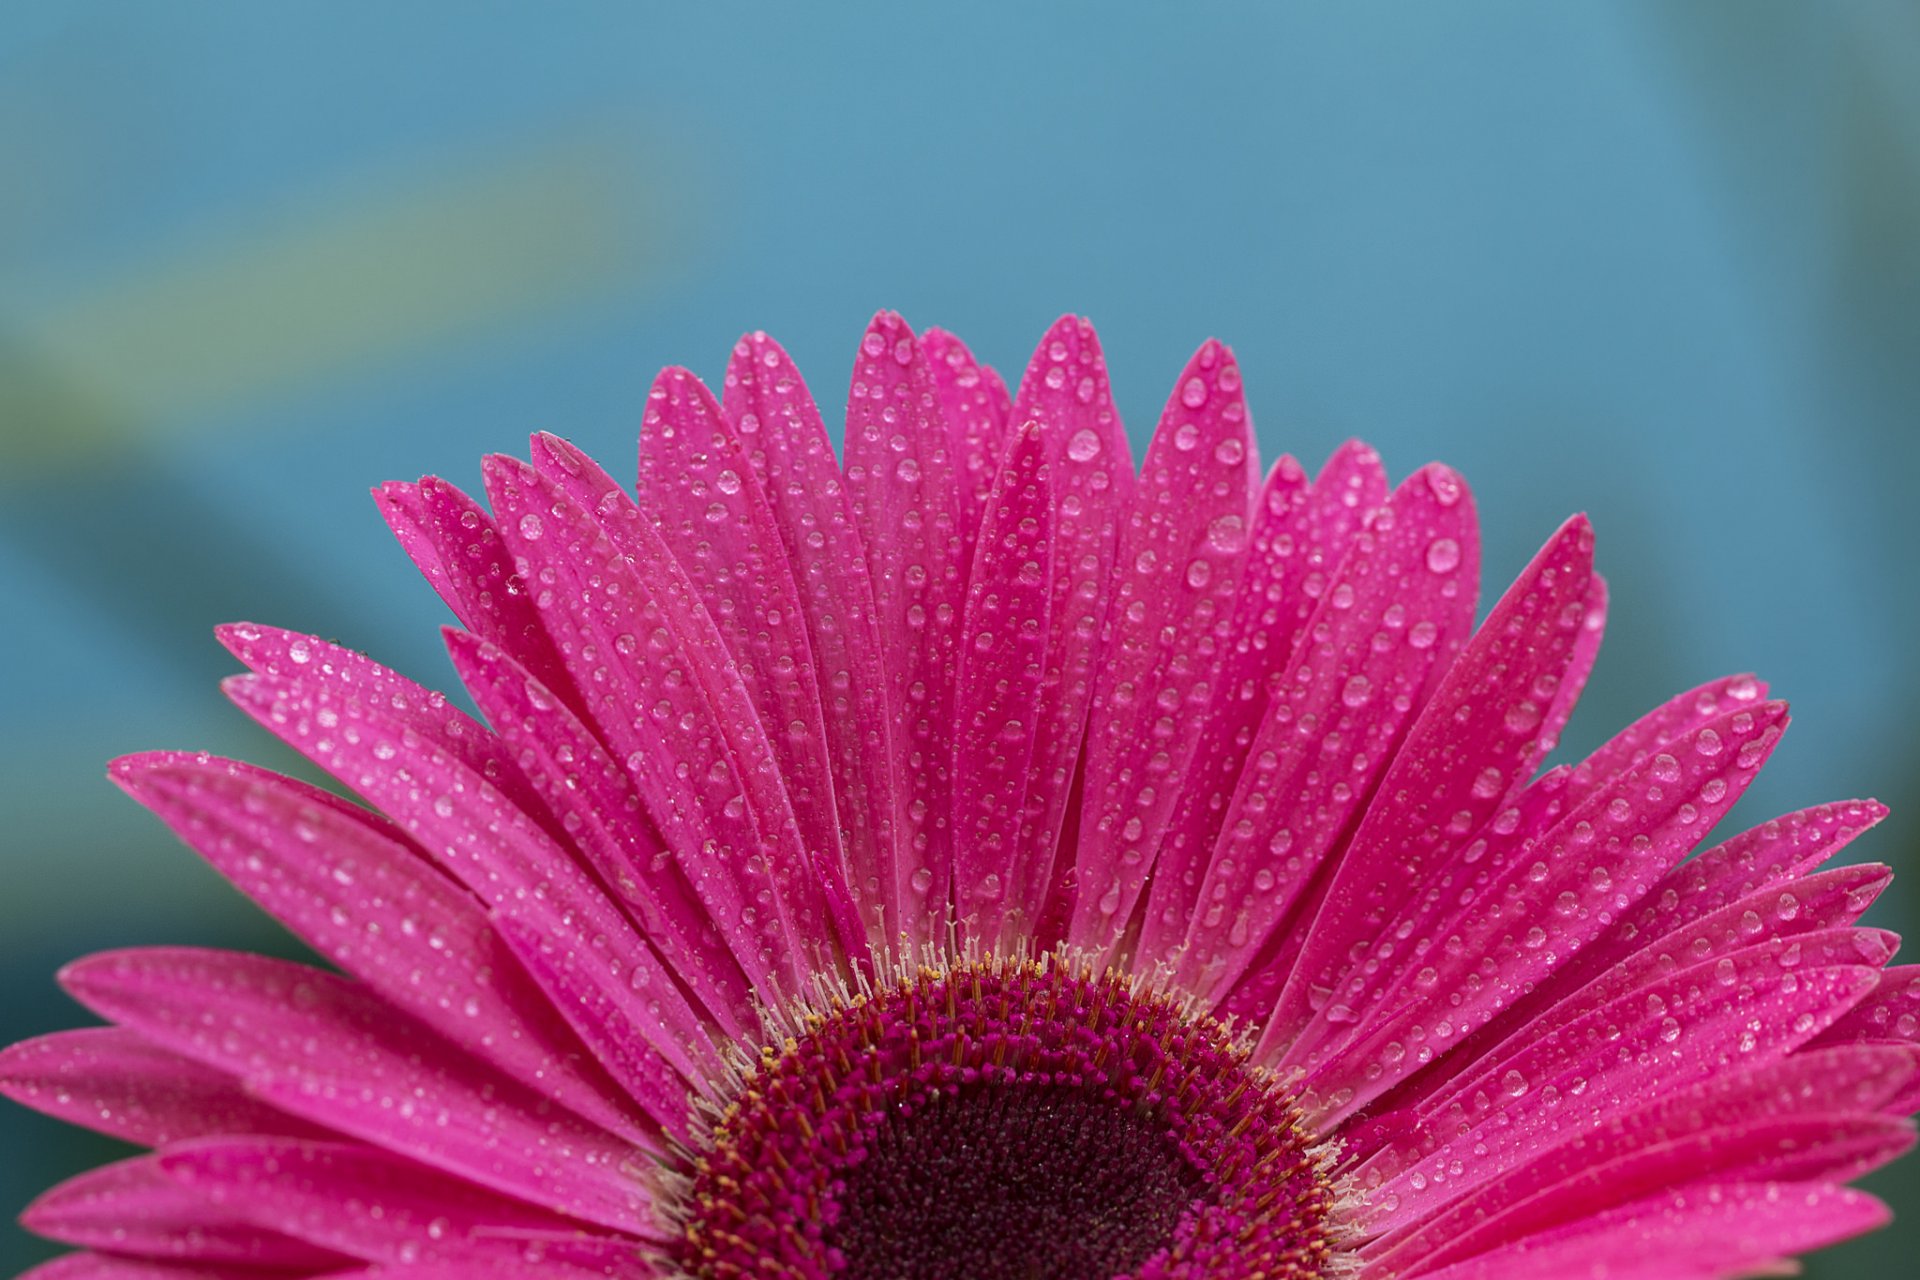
[672,956,1336,1280]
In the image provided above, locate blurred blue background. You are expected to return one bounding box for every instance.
[3,2,1918,1274]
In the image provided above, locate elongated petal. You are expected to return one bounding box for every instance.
[485,450,853,995]
[949,420,1053,944]
[0,1027,319,1148]
[922,326,1011,575]
[1267,515,1596,1053]
[637,371,850,930]
[444,629,754,1034]
[1010,316,1134,940]
[1068,340,1255,958]
[215,624,561,848]
[1358,939,1880,1231]
[843,312,968,943]
[20,1256,283,1280]
[219,671,714,1111]
[1405,1182,1889,1280]
[522,434,863,967]
[722,330,903,946]
[1300,700,1793,1117]
[159,1138,633,1268]
[109,753,658,1142]
[1160,464,1479,998]
[23,1154,350,1269]
[371,477,573,705]
[60,949,662,1236]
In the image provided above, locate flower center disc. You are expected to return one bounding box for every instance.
[672,956,1336,1280]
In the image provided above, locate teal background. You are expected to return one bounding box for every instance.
[3,2,1918,1274]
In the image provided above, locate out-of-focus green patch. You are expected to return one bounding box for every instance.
[1,134,680,478]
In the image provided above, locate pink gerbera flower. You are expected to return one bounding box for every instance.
[4,313,1914,1280]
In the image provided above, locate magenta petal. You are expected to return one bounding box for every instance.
[0,1027,319,1148]
[1360,935,1881,1230]
[843,313,968,944]
[1267,515,1596,1053]
[444,629,755,1035]
[1310,440,1391,548]
[488,910,706,1138]
[1364,863,1896,1136]
[158,1138,634,1267]
[1067,339,1257,958]
[60,949,660,1235]
[922,326,1012,576]
[1366,1043,1919,1273]
[721,330,904,949]
[1010,316,1134,944]
[484,450,854,993]
[1494,796,1887,1038]
[1819,963,1920,1050]
[1147,456,1315,912]
[1298,699,1794,1116]
[22,1154,350,1269]
[1403,1181,1889,1280]
[1393,1116,1912,1277]
[949,420,1053,945]
[1156,463,1479,997]
[1531,573,1607,764]
[636,371,853,937]
[371,477,573,706]
[217,669,714,1108]
[1556,672,1771,815]
[109,752,657,1143]
[214,623,560,850]
[19,1255,287,1280]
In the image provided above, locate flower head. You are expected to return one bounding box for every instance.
[4,313,1912,1280]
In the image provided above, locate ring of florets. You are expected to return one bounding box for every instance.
[664,950,1340,1280]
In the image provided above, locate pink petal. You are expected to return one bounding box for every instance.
[1556,673,1771,815]
[1367,1044,1920,1273]
[1358,935,1881,1231]
[1483,797,1888,1051]
[1008,316,1134,941]
[1359,862,1895,1139]
[23,1154,349,1269]
[1394,1116,1912,1276]
[214,624,561,850]
[1818,963,1920,1051]
[635,372,852,935]
[444,629,755,1035]
[1155,463,1479,997]
[218,671,713,1114]
[1067,339,1256,958]
[1145,456,1315,922]
[1266,515,1597,1055]
[1298,699,1793,1118]
[1310,440,1391,550]
[922,326,1012,575]
[949,420,1053,945]
[485,449,856,993]
[842,312,968,944]
[370,477,573,706]
[19,1256,289,1280]
[158,1138,635,1268]
[721,330,904,948]
[1531,573,1607,764]
[111,752,679,1141]
[1404,1181,1889,1280]
[0,1027,320,1148]
[60,949,660,1236]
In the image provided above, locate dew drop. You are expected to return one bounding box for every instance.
[1066,429,1102,462]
